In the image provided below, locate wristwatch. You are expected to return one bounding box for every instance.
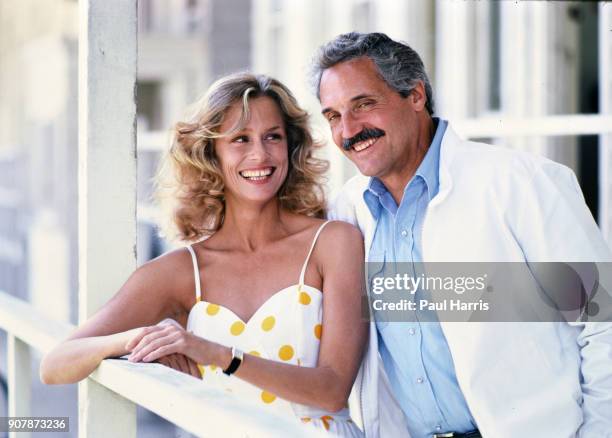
[222,347,244,376]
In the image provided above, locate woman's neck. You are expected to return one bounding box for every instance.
[218,197,289,252]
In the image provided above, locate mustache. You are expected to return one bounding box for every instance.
[342,128,385,151]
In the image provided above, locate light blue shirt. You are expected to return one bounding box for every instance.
[364,119,477,437]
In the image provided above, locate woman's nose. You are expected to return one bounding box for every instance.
[247,138,268,160]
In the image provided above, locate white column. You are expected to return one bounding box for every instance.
[435,0,475,120]
[499,1,531,153]
[376,0,434,76]
[7,335,31,438]
[544,3,579,170]
[599,3,612,240]
[78,1,138,437]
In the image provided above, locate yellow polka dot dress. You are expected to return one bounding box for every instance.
[186,221,363,437]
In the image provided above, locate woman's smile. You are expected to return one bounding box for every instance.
[239,166,277,183]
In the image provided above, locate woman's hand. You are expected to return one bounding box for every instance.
[125,318,225,378]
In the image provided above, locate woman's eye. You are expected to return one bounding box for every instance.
[265,133,283,141]
[232,135,248,143]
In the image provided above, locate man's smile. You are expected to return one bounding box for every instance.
[352,136,380,152]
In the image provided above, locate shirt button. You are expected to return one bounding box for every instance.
[400,229,408,237]
[436,425,442,431]
[416,377,424,384]
[408,328,416,335]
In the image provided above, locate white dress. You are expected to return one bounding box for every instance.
[186,221,364,437]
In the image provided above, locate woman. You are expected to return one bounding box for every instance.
[40,73,367,437]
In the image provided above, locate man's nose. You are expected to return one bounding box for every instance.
[340,112,362,144]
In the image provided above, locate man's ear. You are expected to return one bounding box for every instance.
[408,81,427,113]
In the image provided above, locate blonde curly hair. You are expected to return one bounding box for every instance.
[154,72,328,243]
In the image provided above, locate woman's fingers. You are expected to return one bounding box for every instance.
[128,325,178,358]
[166,353,181,371]
[141,343,178,363]
[171,353,189,374]
[187,357,202,378]
[128,331,178,362]
[125,326,155,350]
[126,324,170,351]
[153,353,201,378]
[156,356,171,368]
[125,322,201,378]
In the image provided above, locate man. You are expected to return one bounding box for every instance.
[311,32,612,438]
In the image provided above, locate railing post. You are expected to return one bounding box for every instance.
[78,0,138,437]
[599,2,612,241]
[7,335,31,438]
[78,380,136,438]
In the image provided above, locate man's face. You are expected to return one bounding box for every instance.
[319,56,425,180]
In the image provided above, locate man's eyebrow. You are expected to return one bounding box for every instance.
[321,94,376,115]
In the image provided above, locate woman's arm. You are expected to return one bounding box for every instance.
[128,222,369,412]
[40,249,196,384]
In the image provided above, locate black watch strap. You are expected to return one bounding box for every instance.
[222,347,244,376]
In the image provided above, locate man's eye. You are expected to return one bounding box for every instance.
[327,114,339,123]
[357,101,374,110]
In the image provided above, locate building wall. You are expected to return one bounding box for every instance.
[0,0,78,322]
[251,0,609,223]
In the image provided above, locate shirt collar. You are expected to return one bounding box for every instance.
[363,118,448,219]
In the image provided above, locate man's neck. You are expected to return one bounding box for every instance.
[380,116,436,204]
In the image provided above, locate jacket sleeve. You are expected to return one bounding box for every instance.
[327,181,360,226]
[513,159,612,436]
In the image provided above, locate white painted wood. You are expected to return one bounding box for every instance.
[0,292,73,353]
[599,3,612,240]
[78,379,136,438]
[0,291,315,437]
[78,0,138,437]
[435,0,474,119]
[90,359,322,438]
[453,115,612,139]
[376,0,434,74]
[7,335,31,438]
[78,0,138,318]
[499,1,536,155]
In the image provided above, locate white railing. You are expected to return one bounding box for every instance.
[0,291,320,438]
[453,114,612,138]
[138,114,612,152]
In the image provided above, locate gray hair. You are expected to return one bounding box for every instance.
[310,32,435,115]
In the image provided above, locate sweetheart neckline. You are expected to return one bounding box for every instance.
[187,283,323,326]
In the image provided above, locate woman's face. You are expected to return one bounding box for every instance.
[215,96,289,205]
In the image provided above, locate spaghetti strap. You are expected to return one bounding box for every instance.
[185,245,202,301]
[298,221,332,287]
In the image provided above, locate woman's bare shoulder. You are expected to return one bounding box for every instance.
[129,246,195,300]
[313,220,364,264]
[320,220,363,241]
[140,245,193,275]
